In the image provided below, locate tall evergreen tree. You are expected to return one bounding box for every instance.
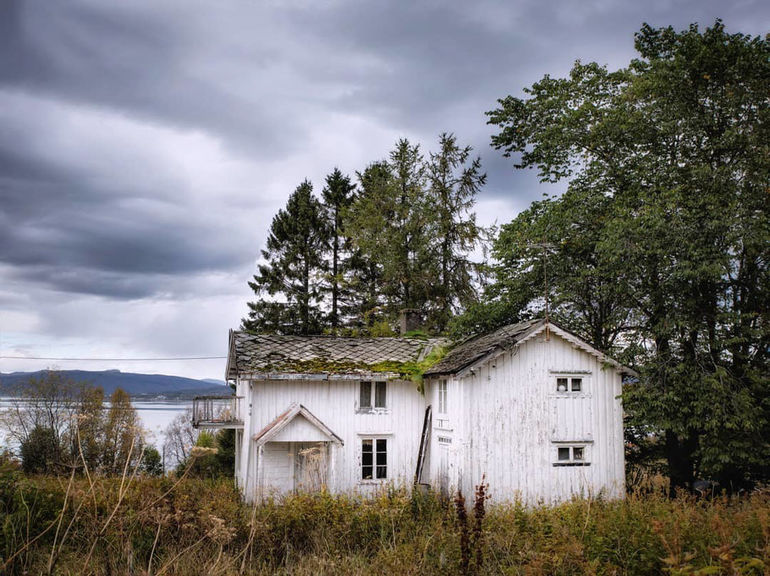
[243,180,329,335]
[344,161,390,329]
[321,168,356,330]
[425,133,487,332]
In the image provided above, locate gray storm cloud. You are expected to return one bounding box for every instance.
[0,0,766,377]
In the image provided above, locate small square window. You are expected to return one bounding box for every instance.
[553,444,590,466]
[571,378,582,392]
[556,378,569,392]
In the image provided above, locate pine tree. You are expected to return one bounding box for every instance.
[425,133,487,332]
[243,180,329,335]
[321,168,356,330]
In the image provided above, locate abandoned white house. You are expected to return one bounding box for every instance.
[193,318,633,503]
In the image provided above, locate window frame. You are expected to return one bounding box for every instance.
[360,437,388,481]
[358,380,387,411]
[437,379,448,414]
[554,374,589,395]
[552,443,591,466]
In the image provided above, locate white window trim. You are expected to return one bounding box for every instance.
[552,442,592,467]
[437,379,448,414]
[357,380,388,413]
[553,374,591,396]
[359,436,389,482]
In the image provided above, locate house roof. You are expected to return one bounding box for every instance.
[423,319,636,377]
[226,330,444,380]
[253,402,343,445]
[423,319,544,377]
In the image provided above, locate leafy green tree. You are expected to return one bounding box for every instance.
[424,133,487,332]
[20,426,60,475]
[140,445,164,476]
[487,21,770,491]
[243,180,330,335]
[321,168,357,330]
[75,386,105,473]
[103,388,144,475]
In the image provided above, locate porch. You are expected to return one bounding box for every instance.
[192,395,244,429]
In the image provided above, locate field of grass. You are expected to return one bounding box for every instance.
[1,458,768,575]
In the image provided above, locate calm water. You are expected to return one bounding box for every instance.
[0,397,192,451]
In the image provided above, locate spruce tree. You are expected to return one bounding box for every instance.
[321,168,356,330]
[243,180,329,335]
[425,133,487,332]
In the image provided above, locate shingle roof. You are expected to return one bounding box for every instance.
[423,319,545,377]
[227,331,443,379]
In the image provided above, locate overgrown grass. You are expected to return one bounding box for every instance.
[1,457,768,575]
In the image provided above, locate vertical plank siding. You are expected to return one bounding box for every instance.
[237,377,425,500]
[233,331,624,504]
[448,333,625,504]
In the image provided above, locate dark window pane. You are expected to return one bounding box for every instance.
[571,378,582,392]
[362,450,372,466]
[376,465,387,479]
[360,381,372,408]
[375,381,386,407]
[558,447,570,461]
[557,378,568,392]
[376,449,387,466]
[362,466,373,479]
[376,439,387,452]
[573,447,584,461]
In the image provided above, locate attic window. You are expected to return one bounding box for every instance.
[556,376,584,393]
[359,381,386,410]
[553,443,590,466]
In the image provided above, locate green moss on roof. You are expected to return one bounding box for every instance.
[259,344,447,391]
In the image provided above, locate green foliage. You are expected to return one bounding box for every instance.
[244,135,488,337]
[177,429,235,479]
[486,20,770,490]
[19,426,60,475]
[140,446,163,476]
[2,472,770,575]
[321,168,357,330]
[243,180,330,335]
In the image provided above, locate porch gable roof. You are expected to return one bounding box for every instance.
[252,402,344,446]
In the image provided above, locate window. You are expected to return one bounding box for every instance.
[554,444,590,466]
[437,379,447,414]
[360,381,371,409]
[556,376,584,393]
[359,381,386,410]
[361,438,387,479]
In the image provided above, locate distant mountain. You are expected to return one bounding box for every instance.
[0,370,229,398]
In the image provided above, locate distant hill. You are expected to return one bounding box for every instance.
[0,370,229,398]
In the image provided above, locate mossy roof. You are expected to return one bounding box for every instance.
[422,319,545,377]
[226,331,445,379]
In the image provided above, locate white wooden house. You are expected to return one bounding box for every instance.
[193,319,633,503]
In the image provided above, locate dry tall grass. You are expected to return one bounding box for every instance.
[1,457,768,575]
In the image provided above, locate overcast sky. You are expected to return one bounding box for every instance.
[0,1,766,380]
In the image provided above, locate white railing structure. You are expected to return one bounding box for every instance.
[192,396,244,429]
